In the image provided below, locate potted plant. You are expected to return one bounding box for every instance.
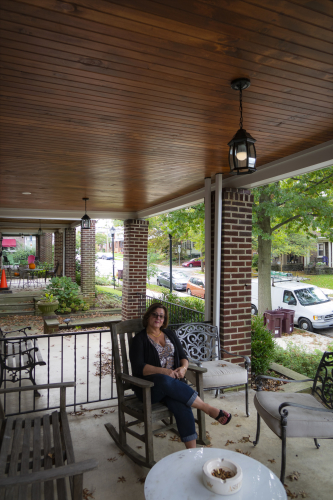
[37,293,59,315]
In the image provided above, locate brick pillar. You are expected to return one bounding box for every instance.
[0,232,2,268]
[39,233,52,263]
[81,220,96,304]
[64,228,76,282]
[122,219,149,320]
[211,188,253,364]
[54,230,63,275]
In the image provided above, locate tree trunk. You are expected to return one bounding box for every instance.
[280,255,283,272]
[257,195,272,316]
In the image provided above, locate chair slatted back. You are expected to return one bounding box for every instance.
[313,351,333,409]
[111,319,143,393]
[175,323,220,363]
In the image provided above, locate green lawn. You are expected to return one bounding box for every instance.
[95,285,122,298]
[297,274,333,290]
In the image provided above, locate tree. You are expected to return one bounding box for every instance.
[253,167,333,315]
[271,230,317,271]
[95,232,107,250]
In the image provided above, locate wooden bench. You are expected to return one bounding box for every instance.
[0,382,98,499]
[0,327,46,395]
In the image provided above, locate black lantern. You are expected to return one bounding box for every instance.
[37,219,43,236]
[81,197,91,229]
[228,78,257,175]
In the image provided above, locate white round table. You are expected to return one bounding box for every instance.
[144,448,287,500]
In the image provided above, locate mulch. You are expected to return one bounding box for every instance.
[251,371,290,391]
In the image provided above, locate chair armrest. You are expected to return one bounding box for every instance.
[279,402,333,415]
[255,375,313,391]
[119,373,154,388]
[0,382,76,395]
[0,459,98,487]
[221,348,251,367]
[188,363,207,374]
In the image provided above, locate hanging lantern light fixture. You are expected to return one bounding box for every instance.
[228,78,257,175]
[37,219,43,236]
[81,197,91,229]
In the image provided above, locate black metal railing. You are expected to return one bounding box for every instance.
[138,293,204,325]
[1,329,116,417]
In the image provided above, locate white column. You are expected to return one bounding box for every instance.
[213,174,222,328]
[329,241,332,268]
[204,177,211,321]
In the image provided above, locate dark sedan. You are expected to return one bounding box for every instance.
[156,271,188,290]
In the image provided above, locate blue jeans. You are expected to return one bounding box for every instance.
[134,374,198,443]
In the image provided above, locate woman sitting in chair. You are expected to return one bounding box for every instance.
[129,303,231,449]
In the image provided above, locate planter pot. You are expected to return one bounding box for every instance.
[37,301,59,315]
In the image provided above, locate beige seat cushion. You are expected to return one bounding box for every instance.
[198,360,248,389]
[254,391,333,438]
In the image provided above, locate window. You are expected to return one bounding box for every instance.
[283,291,296,304]
[318,243,324,257]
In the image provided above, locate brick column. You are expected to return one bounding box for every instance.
[54,230,63,275]
[64,228,76,282]
[0,232,2,268]
[122,219,149,320]
[211,188,253,364]
[81,220,96,304]
[39,233,53,263]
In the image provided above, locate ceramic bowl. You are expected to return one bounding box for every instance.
[202,457,242,496]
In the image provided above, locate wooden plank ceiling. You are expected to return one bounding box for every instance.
[0,0,332,215]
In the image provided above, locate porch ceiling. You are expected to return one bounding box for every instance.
[0,0,332,219]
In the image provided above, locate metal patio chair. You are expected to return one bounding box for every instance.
[175,323,251,417]
[253,351,333,483]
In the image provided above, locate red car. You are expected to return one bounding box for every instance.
[182,258,201,268]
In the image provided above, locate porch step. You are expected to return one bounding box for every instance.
[0,291,39,317]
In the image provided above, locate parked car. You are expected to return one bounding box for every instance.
[182,258,201,268]
[105,255,114,260]
[98,254,107,259]
[251,278,333,331]
[186,277,205,299]
[156,271,188,290]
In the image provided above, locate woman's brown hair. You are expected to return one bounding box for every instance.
[142,303,169,329]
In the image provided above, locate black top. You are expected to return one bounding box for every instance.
[129,328,188,378]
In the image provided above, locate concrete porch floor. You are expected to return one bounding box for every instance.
[67,389,332,500]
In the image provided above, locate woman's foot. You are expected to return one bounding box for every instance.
[214,409,232,425]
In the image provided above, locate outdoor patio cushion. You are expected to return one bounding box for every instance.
[254,391,333,438]
[199,360,248,389]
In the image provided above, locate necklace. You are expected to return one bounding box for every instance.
[149,331,162,338]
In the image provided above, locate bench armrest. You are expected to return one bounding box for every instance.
[119,373,154,388]
[0,382,76,395]
[0,459,98,488]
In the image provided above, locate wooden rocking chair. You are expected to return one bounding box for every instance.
[105,319,209,468]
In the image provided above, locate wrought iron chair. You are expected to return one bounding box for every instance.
[105,319,209,468]
[45,260,60,282]
[253,351,333,483]
[175,323,251,416]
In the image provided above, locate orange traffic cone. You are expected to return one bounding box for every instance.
[0,269,8,288]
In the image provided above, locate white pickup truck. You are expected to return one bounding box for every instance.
[251,278,333,332]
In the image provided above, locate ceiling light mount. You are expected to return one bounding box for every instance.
[228,78,257,175]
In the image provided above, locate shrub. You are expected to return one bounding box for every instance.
[45,276,85,312]
[251,316,276,375]
[272,342,333,379]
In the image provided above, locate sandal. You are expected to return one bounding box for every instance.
[215,409,232,425]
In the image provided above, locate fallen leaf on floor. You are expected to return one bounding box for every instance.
[236,424,242,427]
[93,414,103,418]
[235,449,251,456]
[206,431,211,439]
[234,414,239,417]
[204,444,213,447]
[169,435,182,442]
[219,396,225,399]
[225,440,235,446]
[117,476,126,483]
[83,488,95,499]
[287,471,301,481]
[137,446,142,449]
[155,432,167,438]
[118,452,125,456]
[137,477,146,484]
[238,435,251,443]
[211,421,220,426]
[218,364,227,367]
[268,459,276,463]
[284,488,298,499]
[298,491,306,498]
[107,457,117,462]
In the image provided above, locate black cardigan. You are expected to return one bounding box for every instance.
[129,328,188,378]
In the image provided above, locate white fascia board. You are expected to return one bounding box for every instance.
[0,222,71,229]
[0,208,137,220]
[222,139,333,190]
[137,188,205,219]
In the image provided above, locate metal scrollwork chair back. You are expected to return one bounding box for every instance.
[253,351,333,483]
[175,323,250,417]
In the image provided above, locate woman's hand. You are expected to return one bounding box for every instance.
[174,366,187,379]
[164,368,177,378]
